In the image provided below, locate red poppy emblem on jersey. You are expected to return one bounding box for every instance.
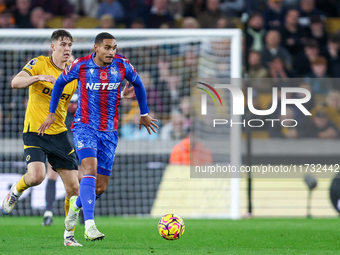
[100,72,107,80]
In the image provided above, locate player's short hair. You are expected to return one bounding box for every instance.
[51,29,73,43]
[95,32,115,44]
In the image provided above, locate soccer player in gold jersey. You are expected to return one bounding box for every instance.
[2,29,82,246]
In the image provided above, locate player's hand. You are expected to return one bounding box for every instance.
[122,82,136,99]
[38,113,55,136]
[38,75,56,84]
[139,114,159,134]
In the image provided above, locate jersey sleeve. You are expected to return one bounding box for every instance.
[61,58,81,83]
[123,59,137,83]
[49,59,80,113]
[121,57,149,115]
[22,57,44,76]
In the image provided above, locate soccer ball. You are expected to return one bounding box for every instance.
[158,214,185,240]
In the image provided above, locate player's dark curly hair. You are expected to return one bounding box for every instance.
[51,29,73,42]
[95,32,115,44]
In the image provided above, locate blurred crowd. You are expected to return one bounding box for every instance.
[0,0,336,29]
[243,0,340,139]
[1,0,340,140]
[0,0,237,29]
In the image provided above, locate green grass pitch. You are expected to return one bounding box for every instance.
[0,216,340,254]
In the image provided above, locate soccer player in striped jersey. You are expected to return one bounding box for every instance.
[38,32,158,241]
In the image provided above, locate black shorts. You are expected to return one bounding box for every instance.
[23,131,78,171]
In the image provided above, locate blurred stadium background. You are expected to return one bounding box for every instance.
[1,0,340,221]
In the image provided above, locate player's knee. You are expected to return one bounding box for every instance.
[80,159,97,176]
[81,165,97,176]
[27,171,46,186]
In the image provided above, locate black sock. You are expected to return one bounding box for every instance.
[45,179,56,212]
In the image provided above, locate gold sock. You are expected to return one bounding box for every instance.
[16,175,29,193]
[65,197,70,216]
[65,197,76,232]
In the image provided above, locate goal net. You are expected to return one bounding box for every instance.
[0,29,242,219]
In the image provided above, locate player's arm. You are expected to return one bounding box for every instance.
[124,59,158,134]
[130,74,149,115]
[13,57,56,89]
[130,74,159,134]
[37,75,69,135]
[11,71,56,89]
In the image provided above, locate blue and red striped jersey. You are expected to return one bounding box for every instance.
[60,53,138,131]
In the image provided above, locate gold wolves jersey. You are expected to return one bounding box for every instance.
[22,56,77,135]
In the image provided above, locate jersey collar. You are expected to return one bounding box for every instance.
[49,56,64,71]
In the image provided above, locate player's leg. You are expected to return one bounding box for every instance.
[67,169,110,242]
[67,167,107,224]
[67,124,104,241]
[83,130,117,241]
[67,129,85,225]
[46,131,81,246]
[3,162,46,214]
[42,164,58,226]
[68,171,109,211]
[79,157,106,241]
[3,132,48,214]
[2,145,46,215]
[78,165,84,180]
[59,169,81,247]
[60,167,81,229]
[68,174,109,228]
[77,165,85,225]
[57,169,79,204]
[95,174,110,197]
[94,129,117,199]
[57,168,82,246]
[68,156,105,241]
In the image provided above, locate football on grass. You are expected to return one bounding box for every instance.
[158,214,185,240]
